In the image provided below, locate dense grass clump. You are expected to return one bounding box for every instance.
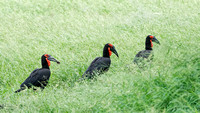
[0,0,199,112]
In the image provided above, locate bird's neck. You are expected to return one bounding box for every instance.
[145,46,152,50]
[103,52,110,58]
[41,58,50,69]
[103,47,110,58]
[145,39,153,50]
[42,64,50,69]
[42,61,49,69]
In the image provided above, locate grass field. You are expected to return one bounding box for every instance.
[0,0,200,112]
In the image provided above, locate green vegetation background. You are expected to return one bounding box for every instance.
[0,0,199,112]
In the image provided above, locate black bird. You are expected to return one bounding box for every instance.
[82,43,119,79]
[134,35,160,66]
[15,54,60,93]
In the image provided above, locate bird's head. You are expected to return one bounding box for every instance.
[42,54,60,67]
[146,35,160,50]
[103,43,119,57]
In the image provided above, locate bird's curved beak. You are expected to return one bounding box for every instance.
[110,46,119,57]
[152,37,160,45]
[48,55,60,64]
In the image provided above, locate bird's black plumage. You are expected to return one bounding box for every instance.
[134,35,160,66]
[82,43,119,79]
[15,54,60,93]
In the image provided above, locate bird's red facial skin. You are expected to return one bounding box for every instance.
[44,54,51,66]
[108,44,113,48]
[149,36,154,39]
[108,47,112,56]
[149,36,153,47]
[44,54,49,58]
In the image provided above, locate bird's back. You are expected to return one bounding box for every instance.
[82,57,111,79]
[135,50,152,58]
[20,68,51,88]
[134,50,153,65]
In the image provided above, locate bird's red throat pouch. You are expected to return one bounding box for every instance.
[46,58,51,66]
[108,47,112,56]
[150,40,153,47]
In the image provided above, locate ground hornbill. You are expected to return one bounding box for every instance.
[134,35,160,67]
[82,43,119,79]
[15,54,60,93]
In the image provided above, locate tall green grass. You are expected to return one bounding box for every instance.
[0,0,199,112]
